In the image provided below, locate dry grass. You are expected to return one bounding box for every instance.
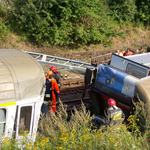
[111,26,150,50]
[0,25,150,55]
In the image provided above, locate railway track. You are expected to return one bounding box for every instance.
[57,97,91,112]
[61,78,84,86]
[55,49,116,60]
[59,78,92,111]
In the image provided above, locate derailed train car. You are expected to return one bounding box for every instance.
[85,53,150,120]
[0,49,45,140]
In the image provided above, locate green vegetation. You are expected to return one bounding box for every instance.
[0,102,150,149]
[10,0,121,46]
[108,0,137,22]
[0,0,150,48]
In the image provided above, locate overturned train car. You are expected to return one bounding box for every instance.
[86,53,150,119]
[0,49,45,139]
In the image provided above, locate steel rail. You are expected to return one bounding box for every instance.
[23,51,96,72]
[58,97,91,104]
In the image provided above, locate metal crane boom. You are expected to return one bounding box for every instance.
[23,51,96,72]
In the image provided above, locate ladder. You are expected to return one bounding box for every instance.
[23,51,96,72]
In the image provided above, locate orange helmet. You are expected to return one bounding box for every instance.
[49,66,56,72]
[108,98,116,107]
[47,71,52,76]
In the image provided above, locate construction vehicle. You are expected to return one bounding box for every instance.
[0,49,45,140]
[85,52,150,121]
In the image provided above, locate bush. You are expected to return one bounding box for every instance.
[0,1,10,43]
[10,0,120,46]
[0,17,9,43]
[108,0,137,22]
[135,0,150,25]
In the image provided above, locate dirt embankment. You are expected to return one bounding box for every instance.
[1,26,150,55]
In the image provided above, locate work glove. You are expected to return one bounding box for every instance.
[48,100,53,106]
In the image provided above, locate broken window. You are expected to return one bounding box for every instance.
[0,108,6,135]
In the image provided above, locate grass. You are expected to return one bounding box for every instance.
[0,102,150,150]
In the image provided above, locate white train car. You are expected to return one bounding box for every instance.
[0,49,45,140]
[110,53,150,78]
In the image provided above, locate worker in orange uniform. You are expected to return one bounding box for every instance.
[49,66,61,88]
[119,50,125,56]
[45,71,53,79]
[107,98,124,124]
[42,71,53,117]
[48,74,60,113]
[124,48,133,56]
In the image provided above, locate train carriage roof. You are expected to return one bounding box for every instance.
[0,49,45,102]
[125,52,150,67]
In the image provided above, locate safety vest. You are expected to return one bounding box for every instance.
[119,52,123,56]
[108,106,124,122]
[44,79,52,101]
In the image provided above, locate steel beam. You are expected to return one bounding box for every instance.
[23,51,96,72]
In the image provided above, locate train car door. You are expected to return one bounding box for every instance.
[15,103,34,139]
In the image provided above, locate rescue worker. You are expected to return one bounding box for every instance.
[48,74,60,113]
[42,71,53,117]
[114,50,120,55]
[146,45,150,52]
[45,71,53,79]
[49,66,61,88]
[124,48,133,56]
[107,98,124,124]
[119,50,125,56]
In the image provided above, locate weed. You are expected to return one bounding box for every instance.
[0,102,150,149]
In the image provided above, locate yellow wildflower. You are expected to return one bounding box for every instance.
[60,137,67,141]
[89,117,93,120]
[64,129,67,132]
[65,133,68,137]
[84,134,89,139]
[71,129,76,133]
[56,147,63,150]
[39,137,49,146]
[40,143,45,147]
[84,128,90,133]
[25,144,32,149]
[59,127,62,131]
[4,137,10,144]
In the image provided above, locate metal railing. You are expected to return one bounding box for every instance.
[23,51,96,72]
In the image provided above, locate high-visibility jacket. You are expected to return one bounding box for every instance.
[108,105,124,124]
[44,79,52,101]
[50,79,60,112]
[119,52,123,56]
